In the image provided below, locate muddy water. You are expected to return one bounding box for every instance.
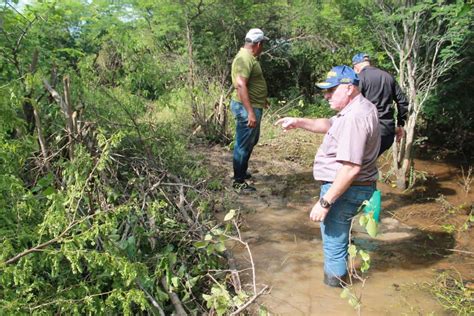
[230,191,448,315]
[202,137,473,315]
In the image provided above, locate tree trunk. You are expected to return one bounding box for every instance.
[392,87,419,189]
[63,76,76,159]
[23,49,39,133]
[185,20,197,121]
[392,22,420,189]
[32,102,51,171]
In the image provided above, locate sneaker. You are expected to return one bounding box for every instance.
[232,181,256,192]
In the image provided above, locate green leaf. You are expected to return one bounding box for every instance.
[258,305,269,316]
[168,252,177,267]
[349,296,360,309]
[359,214,368,226]
[214,242,226,253]
[458,4,471,18]
[194,241,208,248]
[42,186,55,196]
[186,276,200,288]
[224,209,236,221]
[211,227,224,235]
[109,233,120,241]
[359,250,370,262]
[361,260,370,273]
[125,236,136,258]
[441,224,456,234]
[155,287,169,302]
[366,217,378,238]
[204,233,213,241]
[171,276,179,288]
[348,245,357,258]
[340,287,350,299]
[232,294,244,306]
[206,244,215,255]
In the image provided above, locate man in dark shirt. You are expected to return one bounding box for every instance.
[352,53,409,156]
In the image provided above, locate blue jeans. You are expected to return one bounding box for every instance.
[231,100,263,182]
[320,183,375,278]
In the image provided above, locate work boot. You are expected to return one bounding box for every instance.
[323,273,348,288]
[232,181,256,193]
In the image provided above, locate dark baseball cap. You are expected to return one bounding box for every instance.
[352,53,370,65]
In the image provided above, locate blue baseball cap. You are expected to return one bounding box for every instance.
[316,65,359,89]
[352,53,370,65]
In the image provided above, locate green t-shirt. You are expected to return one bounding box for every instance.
[231,48,268,108]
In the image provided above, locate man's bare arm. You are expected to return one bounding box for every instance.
[275,117,331,134]
[323,162,361,204]
[235,76,257,128]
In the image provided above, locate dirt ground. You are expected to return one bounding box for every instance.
[199,120,474,315]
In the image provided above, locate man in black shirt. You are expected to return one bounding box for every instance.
[352,53,409,156]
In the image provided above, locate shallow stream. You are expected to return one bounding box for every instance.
[203,134,473,315]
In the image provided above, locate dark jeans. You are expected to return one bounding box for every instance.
[378,133,395,157]
[231,100,263,182]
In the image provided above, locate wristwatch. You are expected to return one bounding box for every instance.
[319,197,332,209]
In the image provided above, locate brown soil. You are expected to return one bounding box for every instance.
[199,121,474,315]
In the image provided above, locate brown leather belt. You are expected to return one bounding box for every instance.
[351,181,375,186]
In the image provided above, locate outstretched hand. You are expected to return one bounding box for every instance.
[274,117,299,131]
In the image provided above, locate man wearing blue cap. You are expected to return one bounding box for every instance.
[352,53,409,156]
[275,65,380,287]
[230,28,269,192]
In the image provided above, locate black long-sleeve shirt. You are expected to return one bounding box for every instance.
[358,66,409,136]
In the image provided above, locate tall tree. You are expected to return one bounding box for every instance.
[369,0,472,189]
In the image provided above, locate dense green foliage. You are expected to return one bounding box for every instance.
[1,0,472,314]
[420,36,474,159]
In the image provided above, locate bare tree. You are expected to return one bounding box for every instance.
[370,1,472,189]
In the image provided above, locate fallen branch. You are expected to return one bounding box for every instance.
[447,249,474,256]
[137,281,166,316]
[224,250,242,293]
[227,218,257,295]
[160,277,187,316]
[28,290,113,312]
[177,185,195,228]
[4,210,105,265]
[230,285,270,316]
[4,148,106,265]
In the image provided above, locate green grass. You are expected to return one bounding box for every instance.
[426,270,474,315]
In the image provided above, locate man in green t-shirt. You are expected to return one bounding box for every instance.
[230,28,269,192]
